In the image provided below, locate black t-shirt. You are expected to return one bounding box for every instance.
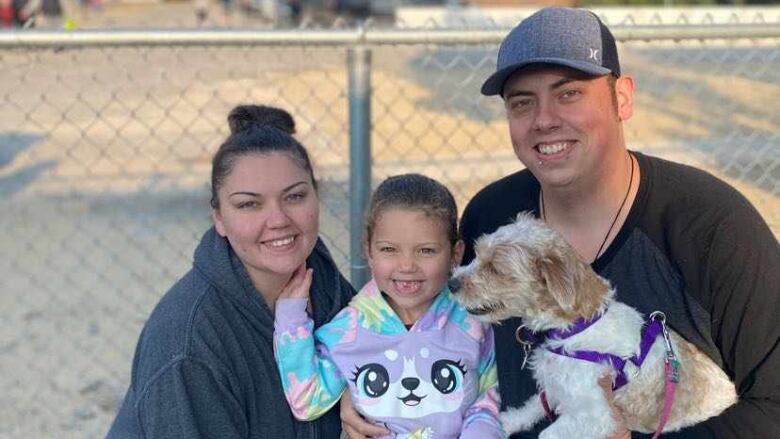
[460,152,780,438]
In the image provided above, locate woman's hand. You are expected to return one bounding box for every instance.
[278,264,313,300]
[340,391,389,439]
[598,373,631,439]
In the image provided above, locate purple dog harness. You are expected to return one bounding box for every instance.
[515,311,680,439]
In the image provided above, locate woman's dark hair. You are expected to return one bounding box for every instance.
[210,105,316,209]
[365,173,459,246]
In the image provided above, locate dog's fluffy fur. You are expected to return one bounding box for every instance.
[451,213,736,438]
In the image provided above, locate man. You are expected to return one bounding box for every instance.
[341,7,779,439]
[458,7,779,438]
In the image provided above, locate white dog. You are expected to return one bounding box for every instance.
[450,213,736,438]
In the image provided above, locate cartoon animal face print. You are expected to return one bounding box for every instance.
[351,347,467,419]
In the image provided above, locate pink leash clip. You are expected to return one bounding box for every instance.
[649,311,679,439]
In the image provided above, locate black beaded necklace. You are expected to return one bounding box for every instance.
[540,153,635,262]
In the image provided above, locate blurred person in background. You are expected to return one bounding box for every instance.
[15,0,63,28]
[286,0,301,25]
[218,0,234,25]
[1,0,33,27]
[0,0,16,27]
[106,104,355,439]
[193,0,209,26]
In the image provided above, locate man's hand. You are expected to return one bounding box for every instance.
[340,391,390,439]
[598,373,631,439]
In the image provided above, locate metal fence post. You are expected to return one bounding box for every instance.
[347,46,371,288]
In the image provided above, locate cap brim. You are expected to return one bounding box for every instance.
[481,58,612,96]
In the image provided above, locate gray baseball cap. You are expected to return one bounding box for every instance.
[481,7,621,96]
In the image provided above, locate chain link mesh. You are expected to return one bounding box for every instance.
[1,23,778,438]
[369,37,779,227]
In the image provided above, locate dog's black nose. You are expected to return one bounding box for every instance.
[448,277,461,293]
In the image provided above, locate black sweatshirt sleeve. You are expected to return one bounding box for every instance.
[694,204,779,437]
[656,196,780,438]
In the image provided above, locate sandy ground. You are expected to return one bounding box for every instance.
[1,4,778,438]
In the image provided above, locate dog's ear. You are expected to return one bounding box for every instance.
[536,253,578,314]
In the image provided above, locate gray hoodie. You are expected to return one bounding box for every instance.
[107,227,355,439]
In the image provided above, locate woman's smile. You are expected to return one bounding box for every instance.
[262,235,297,250]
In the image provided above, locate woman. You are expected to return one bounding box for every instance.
[107,105,355,439]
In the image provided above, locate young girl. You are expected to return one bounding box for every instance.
[273,174,504,438]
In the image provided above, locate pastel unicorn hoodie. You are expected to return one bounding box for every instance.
[274,279,504,439]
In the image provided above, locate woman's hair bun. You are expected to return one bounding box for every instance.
[227,105,296,135]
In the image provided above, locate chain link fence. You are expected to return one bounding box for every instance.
[1,14,778,438]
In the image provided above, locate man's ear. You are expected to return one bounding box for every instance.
[536,254,577,315]
[212,209,227,237]
[615,75,635,122]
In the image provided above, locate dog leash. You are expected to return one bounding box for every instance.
[651,311,680,439]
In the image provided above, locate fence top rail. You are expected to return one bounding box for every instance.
[1,24,779,48]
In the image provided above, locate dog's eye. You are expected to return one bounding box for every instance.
[352,363,389,398]
[431,359,466,394]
